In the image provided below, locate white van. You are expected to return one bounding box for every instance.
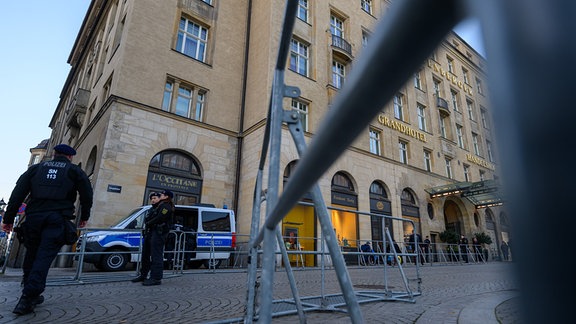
[77,204,236,271]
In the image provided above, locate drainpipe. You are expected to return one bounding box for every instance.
[232,0,253,216]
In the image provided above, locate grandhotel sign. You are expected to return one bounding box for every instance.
[428,60,474,96]
[466,153,495,170]
[377,115,427,143]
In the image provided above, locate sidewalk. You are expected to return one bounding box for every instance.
[0,262,520,323]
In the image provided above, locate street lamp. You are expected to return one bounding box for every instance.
[0,198,6,211]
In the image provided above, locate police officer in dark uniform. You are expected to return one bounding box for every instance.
[1,144,93,315]
[132,189,174,286]
[131,191,161,283]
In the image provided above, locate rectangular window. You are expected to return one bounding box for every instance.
[202,0,213,4]
[361,0,372,14]
[176,86,193,118]
[194,92,205,121]
[176,17,208,62]
[399,141,408,164]
[463,164,470,182]
[369,128,381,155]
[440,115,447,138]
[433,79,442,97]
[423,150,432,172]
[451,89,459,112]
[330,15,344,37]
[162,81,173,111]
[291,99,309,132]
[361,31,369,47]
[462,68,470,84]
[480,107,489,128]
[486,140,494,162]
[467,100,475,121]
[445,158,453,179]
[456,125,464,148]
[164,79,206,121]
[394,93,404,121]
[297,0,308,22]
[472,133,480,155]
[476,77,484,95]
[479,170,485,181]
[332,60,345,89]
[447,56,454,73]
[417,104,427,131]
[32,154,41,165]
[414,70,422,90]
[290,38,309,76]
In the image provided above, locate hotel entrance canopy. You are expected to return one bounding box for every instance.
[425,180,503,209]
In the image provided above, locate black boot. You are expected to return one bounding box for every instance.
[13,294,43,315]
[142,278,161,286]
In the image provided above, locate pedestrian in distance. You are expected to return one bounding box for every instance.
[501,241,510,261]
[131,190,175,286]
[423,235,431,263]
[472,236,482,262]
[459,235,469,263]
[408,231,424,265]
[360,241,375,265]
[1,144,93,315]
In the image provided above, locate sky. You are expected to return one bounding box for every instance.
[0,2,485,204]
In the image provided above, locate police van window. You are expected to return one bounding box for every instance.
[125,218,139,229]
[175,208,198,231]
[201,211,231,231]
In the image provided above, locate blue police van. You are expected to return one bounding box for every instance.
[77,204,236,271]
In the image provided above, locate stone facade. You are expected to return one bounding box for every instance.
[44,0,508,260]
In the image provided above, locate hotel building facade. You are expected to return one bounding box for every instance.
[44,0,508,265]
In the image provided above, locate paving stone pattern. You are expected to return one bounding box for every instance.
[0,262,521,323]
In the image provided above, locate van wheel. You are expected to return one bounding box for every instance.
[100,249,128,271]
[203,259,222,269]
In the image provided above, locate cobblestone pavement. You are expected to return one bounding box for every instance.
[0,262,521,323]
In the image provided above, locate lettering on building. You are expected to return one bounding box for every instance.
[428,60,474,96]
[466,153,495,170]
[377,115,427,143]
[147,172,202,194]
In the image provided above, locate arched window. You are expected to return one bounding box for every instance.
[145,150,203,205]
[332,172,355,192]
[369,181,392,246]
[401,188,420,238]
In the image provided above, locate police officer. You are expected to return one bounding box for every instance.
[132,189,174,286]
[1,144,93,315]
[131,191,161,283]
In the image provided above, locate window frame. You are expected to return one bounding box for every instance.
[393,93,404,121]
[361,0,373,14]
[369,128,381,155]
[289,38,309,77]
[398,140,408,164]
[332,60,346,89]
[291,99,309,132]
[417,103,427,131]
[423,150,432,172]
[297,0,308,22]
[176,17,208,62]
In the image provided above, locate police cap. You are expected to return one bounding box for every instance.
[54,144,77,156]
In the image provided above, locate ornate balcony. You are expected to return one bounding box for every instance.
[66,88,90,129]
[436,96,450,115]
[331,34,352,57]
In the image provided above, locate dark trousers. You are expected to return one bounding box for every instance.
[21,211,66,297]
[139,229,166,280]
